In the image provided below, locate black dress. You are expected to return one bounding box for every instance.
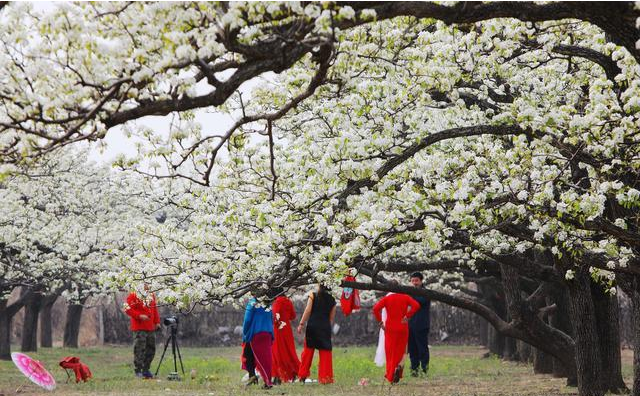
[305,291,336,350]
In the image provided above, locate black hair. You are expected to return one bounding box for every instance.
[410,272,424,280]
[266,286,284,301]
[317,283,331,294]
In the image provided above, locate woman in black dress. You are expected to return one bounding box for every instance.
[296,284,336,384]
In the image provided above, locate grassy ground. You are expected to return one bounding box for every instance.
[0,345,633,396]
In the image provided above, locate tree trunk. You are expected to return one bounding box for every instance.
[21,292,43,352]
[0,291,33,360]
[516,340,532,363]
[0,300,12,361]
[533,347,554,374]
[566,269,605,396]
[487,323,505,357]
[617,274,640,396]
[591,285,627,393]
[63,302,84,348]
[479,317,489,347]
[503,336,518,360]
[631,287,640,396]
[497,263,576,376]
[39,295,58,348]
[548,286,577,386]
[98,305,105,346]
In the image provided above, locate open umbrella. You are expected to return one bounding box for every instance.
[11,352,56,391]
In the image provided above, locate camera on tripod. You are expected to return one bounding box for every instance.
[155,314,185,381]
[163,315,179,328]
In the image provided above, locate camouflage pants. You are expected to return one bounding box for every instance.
[133,331,156,372]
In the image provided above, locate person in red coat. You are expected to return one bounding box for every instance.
[271,288,301,383]
[373,288,420,384]
[124,284,160,379]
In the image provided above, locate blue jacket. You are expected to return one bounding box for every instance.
[242,298,274,343]
[409,293,431,331]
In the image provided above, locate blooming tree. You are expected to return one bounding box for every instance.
[0,148,156,357]
[110,14,640,396]
[1,3,640,396]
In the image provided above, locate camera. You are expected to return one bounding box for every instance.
[163,315,179,327]
[156,314,185,380]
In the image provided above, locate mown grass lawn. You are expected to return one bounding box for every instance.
[1,345,631,396]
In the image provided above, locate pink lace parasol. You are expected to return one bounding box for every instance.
[11,352,56,391]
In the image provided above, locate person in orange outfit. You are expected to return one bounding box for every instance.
[297,284,336,384]
[373,288,420,384]
[271,288,301,384]
[124,283,160,379]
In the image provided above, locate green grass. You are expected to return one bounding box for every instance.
[0,345,629,396]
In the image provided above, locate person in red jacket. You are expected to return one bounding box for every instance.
[271,288,301,383]
[373,288,420,384]
[124,284,160,379]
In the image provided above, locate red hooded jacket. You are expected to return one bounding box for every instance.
[124,292,160,332]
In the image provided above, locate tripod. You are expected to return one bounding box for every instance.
[154,325,185,381]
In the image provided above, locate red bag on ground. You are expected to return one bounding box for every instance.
[59,356,92,383]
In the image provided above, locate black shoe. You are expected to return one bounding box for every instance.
[263,384,273,389]
[410,369,419,378]
[392,365,403,384]
[422,366,429,376]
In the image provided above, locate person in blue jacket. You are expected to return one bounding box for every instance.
[408,272,431,377]
[242,295,275,388]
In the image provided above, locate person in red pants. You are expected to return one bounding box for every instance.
[296,284,336,384]
[373,289,420,384]
[271,288,301,383]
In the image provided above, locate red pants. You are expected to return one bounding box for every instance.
[384,327,408,382]
[298,342,334,384]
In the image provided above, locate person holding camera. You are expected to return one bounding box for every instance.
[124,283,160,379]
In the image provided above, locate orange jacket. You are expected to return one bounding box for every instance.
[124,292,160,332]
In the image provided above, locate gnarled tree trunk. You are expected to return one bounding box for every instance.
[533,348,554,374]
[63,299,85,348]
[618,274,640,396]
[39,294,58,348]
[21,292,43,352]
[0,290,34,360]
[0,300,12,360]
[516,340,532,363]
[548,287,576,385]
[592,284,627,393]
[487,323,505,357]
[479,317,489,347]
[566,269,605,396]
[503,336,518,361]
[631,288,640,396]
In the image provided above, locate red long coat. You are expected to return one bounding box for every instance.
[373,293,420,382]
[271,296,301,381]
